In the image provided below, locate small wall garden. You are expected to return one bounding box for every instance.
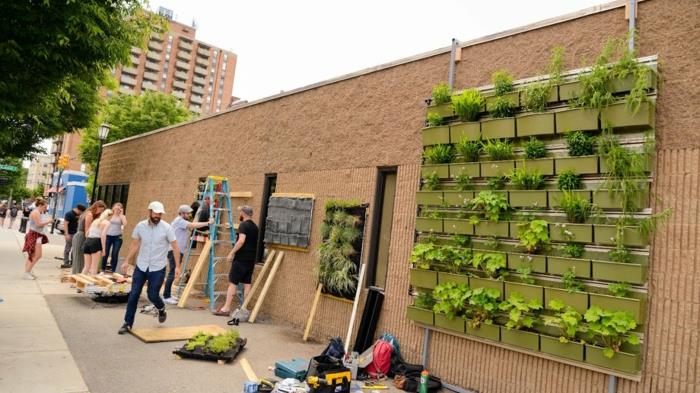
[410,41,669,379]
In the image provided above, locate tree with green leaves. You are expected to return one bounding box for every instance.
[79,91,193,167]
[0,159,29,201]
[0,1,160,159]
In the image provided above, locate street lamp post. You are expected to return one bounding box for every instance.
[90,123,111,203]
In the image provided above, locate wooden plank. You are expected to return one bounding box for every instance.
[321,293,354,305]
[78,274,99,284]
[130,324,226,343]
[230,191,253,198]
[270,244,310,253]
[239,358,258,382]
[270,193,314,199]
[93,276,114,286]
[303,284,323,341]
[240,250,275,310]
[248,251,284,323]
[344,263,367,353]
[177,240,212,308]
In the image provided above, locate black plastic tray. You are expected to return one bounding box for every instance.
[173,337,247,363]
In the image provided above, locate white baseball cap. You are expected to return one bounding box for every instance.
[178,204,193,213]
[148,201,166,214]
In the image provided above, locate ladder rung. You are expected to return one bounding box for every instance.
[212,240,231,244]
[213,208,230,211]
[213,256,230,260]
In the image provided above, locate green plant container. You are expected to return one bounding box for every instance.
[585,345,641,374]
[427,103,453,118]
[415,217,443,233]
[593,190,648,210]
[591,260,647,285]
[406,306,434,326]
[507,253,546,273]
[601,101,655,130]
[558,81,581,101]
[547,256,591,278]
[421,126,450,146]
[589,293,644,323]
[544,287,588,315]
[599,157,654,174]
[480,160,515,178]
[509,221,524,239]
[549,190,592,208]
[410,268,437,289]
[520,86,558,105]
[442,191,474,206]
[609,67,656,93]
[594,225,646,247]
[504,281,544,303]
[469,277,504,299]
[500,328,540,351]
[443,219,474,235]
[435,313,465,333]
[451,122,481,142]
[515,158,554,176]
[466,322,501,341]
[540,335,584,362]
[554,156,599,175]
[449,163,480,178]
[555,108,599,133]
[421,164,449,179]
[509,190,548,208]
[474,221,510,238]
[485,91,520,111]
[516,112,555,137]
[481,118,516,140]
[437,272,470,286]
[549,223,593,243]
[416,191,444,206]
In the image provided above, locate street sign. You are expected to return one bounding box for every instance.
[0,165,18,172]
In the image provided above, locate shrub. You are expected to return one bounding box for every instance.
[584,306,640,358]
[517,219,550,254]
[524,137,547,159]
[426,112,442,127]
[509,167,545,190]
[423,144,455,164]
[558,191,592,223]
[523,82,550,112]
[422,172,440,191]
[469,191,510,222]
[489,96,515,118]
[482,139,514,161]
[565,131,595,156]
[492,70,514,96]
[557,170,582,190]
[499,292,542,330]
[451,89,484,122]
[432,82,451,105]
[456,138,481,162]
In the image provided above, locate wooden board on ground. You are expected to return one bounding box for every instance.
[178,240,212,308]
[130,324,227,343]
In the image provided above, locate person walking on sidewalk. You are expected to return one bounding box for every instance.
[82,209,113,275]
[8,203,19,229]
[61,204,85,269]
[19,203,31,233]
[72,201,106,274]
[101,203,127,272]
[22,198,52,279]
[119,201,180,334]
[0,203,7,228]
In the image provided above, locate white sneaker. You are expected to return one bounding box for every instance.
[163,297,178,305]
[23,272,35,280]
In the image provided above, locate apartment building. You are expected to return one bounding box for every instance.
[25,154,53,191]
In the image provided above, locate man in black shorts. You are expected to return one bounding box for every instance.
[214,205,258,316]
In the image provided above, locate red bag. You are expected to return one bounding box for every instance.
[366,340,393,379]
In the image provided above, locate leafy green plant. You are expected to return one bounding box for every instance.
[482,139,514,161]
[486,176,508,190]
[206,330,240,354]
[451,89,484,122]
[522,82,550,112]
[489,96,515,118]
[565,131,595,157]
[422,172,440,191]
[423,144,455,164]
[557,170,582,190]
[524,137,547,159]
[499,292,542,330]
[492,70,514,96]
[466,287,501,328]
[325,199,363,211]
[608,282,631,297]
[414,292,436,310]
[471,252,507,279]
[453,234,471,248]
[469,191,511,222]
[432,82,451,105]
[446,247,472,274]
[517,220,549,254]
[432,282,470,319]
[484,236,500,250]
[547,46,565,84]
[558,191,592,223]
[456,138,481,162]
[609,38,655,113]
[455,173,472,192]
[185,332,211,351]
[584,306,640,358]
[562,268,584,292]
[573,39,616,109]
[562,243,585,259]
[411,243,436,270]
[509,167,545,190]
[426,112,442,127]
[316,209,361,294]
[543,299,582,343]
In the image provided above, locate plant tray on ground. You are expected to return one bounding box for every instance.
[173,337,247,364]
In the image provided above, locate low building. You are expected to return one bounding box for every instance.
[25,154,53,191]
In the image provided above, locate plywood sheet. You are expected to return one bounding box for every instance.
[130,324,227,343]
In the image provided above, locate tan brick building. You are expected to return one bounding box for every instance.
[97,1,700,391]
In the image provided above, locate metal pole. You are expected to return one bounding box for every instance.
[91,140,104,202]
[608,375,618,393]
[448,38,458,90]
[421,327,430,367]
[628,0,636,51]
[50,169,63,234]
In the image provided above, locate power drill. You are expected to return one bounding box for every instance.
[306,370,351,393]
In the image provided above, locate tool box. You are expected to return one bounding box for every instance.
[274,358,308,380]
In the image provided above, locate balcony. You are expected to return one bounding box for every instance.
[147,40,163,51]
[194,66,207,76]
[172,90,186,99]
[175,60,190,70]
[189,104,201,113]
[190,94,203,104]
[130,55,140,65]
[197,46,210,57]
[193,76,206,85]
[131,47,142,55]
[120,75,137,86]
[142,82,158,91]
[150,32,163,42]
[174,70,188,80]
[146,51,161,62]
[145,61,160,71]
[119,86,134,95]
[121,66,137,75]
[173,80,187,90]
[179,40,193,51]
[176,50,192,61]
[195,56,208,67]
[143,72,159,82]
[191,85,204,95]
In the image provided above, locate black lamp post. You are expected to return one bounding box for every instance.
[90,123,110,202]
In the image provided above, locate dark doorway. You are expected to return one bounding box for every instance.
[367,167,398,289]
[256,173,277,263]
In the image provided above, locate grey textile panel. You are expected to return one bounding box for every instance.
[263,196,313,247]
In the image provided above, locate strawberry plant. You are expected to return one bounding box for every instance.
[432,282,470,319]
[466,287,501,328]
[498,292,542,330]
[543,299,583,343]
[517,219,550,254]
[584,306,640,358]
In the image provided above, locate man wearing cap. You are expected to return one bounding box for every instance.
[162,204,213,304]
[118,201,180,334]
[214,205,259,316]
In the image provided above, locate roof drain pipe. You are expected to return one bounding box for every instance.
[448,38,459,90]
[627,0,637,51]
[608,375,618,393]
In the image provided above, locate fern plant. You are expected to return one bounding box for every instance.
[524,137,547,159]
[557,170,582,190]
[565,131,595,156]
[423,144,455,164]
[316,209,361,295]
[489,96,515,118]
[482,139,514,161]
[558,191,592,223]
[451,89,484,122]
[426,112,442,127]
[431,82,451,105]
[456,138,481,162]
[509,167,545,190]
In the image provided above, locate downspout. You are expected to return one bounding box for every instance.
[448,38,459,90]
[608,375,618,393]
[627,0,636,51]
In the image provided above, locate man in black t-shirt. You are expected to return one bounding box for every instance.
[62,204,86,267]
[214,205,259,316]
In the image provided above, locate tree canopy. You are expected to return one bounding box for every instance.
[79,91,193,167]
[0,1,160,159]
[0,159,30,202]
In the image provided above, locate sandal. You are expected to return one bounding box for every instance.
[213,309,230,316]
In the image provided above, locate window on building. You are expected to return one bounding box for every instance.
[96,183,130,211]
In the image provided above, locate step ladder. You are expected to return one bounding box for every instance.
[175,176,237,310]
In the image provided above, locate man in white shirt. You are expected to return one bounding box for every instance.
[118,201,180,334]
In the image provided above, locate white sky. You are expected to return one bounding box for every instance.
[151,0,609,101]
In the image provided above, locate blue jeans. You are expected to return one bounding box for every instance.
[101,235,122,271]
[163,251,182,299]
[123,266,166,327]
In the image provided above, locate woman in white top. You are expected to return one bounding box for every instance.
[82,209,113,275]
[22,198,53,279]
[101,203,127,272]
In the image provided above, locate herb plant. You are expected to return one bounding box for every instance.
[431,82,451,105]
[466,287,501,328]
[453,234,471,248]
[558,191,592,223]
[524,137,547,159]
[185,332,211,351]
[423,144,455,164]
[489,96,515,118]
[414,292,436,310]
[562,268,584,292]
[509,167,545,190]
[451,89,484,122]
[486,176,508,190]
[456,138,481,162]
[469,191,511,222]
[565,131,595,157]
[516,262,535,285]
[543,299,582,343]
[471,252,507,279]
[562,243,585,259]
[432,282,470,319]
[455,173,472,192]
[499,292,542,330]
[584,306,640,358]
[492,70,514,95]
[422,172,440,191]
[557,170,582,190]
[608,282,631,297]
[517,220,549,254]
[426,112,442,127]
[482,139,514,161]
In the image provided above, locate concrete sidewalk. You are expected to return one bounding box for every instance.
[0,227,89,393]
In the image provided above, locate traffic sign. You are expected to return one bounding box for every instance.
[0,165,18,172]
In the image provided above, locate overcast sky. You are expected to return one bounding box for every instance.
[151,0,609,102]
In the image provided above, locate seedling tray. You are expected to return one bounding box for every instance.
[173,337,247,364]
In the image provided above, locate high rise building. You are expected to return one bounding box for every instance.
[25,154,53,191]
